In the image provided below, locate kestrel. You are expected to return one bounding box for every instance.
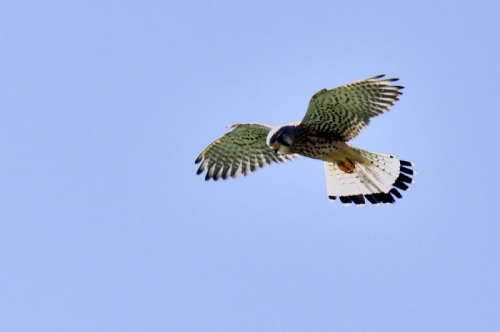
[195,75,416,207]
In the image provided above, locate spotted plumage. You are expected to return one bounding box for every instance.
[195,123,299,181]
[195,75,416,206]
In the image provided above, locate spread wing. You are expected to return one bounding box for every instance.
[299,75,404,141]
[195,123,299,181]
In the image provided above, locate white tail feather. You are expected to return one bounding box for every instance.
[324,147,416,207]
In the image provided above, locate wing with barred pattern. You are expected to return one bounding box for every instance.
[299,75,404,141]
[195,123,299,181]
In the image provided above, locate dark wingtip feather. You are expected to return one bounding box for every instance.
[351,195,366,207]
[220,167,230,180]
[328,195,337,201]
[196,166,205,175]
[390,188,402,199]
[400,160,414,167]
[386,193,396,204]
[375,193,395,204]
[400,166,416,175]
[397,173,414,184]
[393,180,409,191]
[364,194,380,205]
[195,155,203,164]
[339,196,353,206]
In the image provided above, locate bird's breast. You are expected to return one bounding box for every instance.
[291,136,342,161]
[292,139,370,166]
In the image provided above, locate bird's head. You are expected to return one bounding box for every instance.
[266,123,298,154]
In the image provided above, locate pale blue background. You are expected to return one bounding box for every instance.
[1,1,499,331]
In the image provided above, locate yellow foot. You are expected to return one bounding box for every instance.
[338,158,356,174]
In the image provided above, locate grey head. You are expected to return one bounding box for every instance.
[266,122,299,154]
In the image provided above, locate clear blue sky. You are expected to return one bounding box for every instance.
[1,0,499,331]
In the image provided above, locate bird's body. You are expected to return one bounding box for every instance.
[286,126,367,164]
[195,75,416,207]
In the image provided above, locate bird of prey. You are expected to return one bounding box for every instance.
[195,75,416,207]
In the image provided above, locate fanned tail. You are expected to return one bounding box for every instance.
[324,148,416,207]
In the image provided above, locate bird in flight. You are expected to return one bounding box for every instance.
[195,75,416,207]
